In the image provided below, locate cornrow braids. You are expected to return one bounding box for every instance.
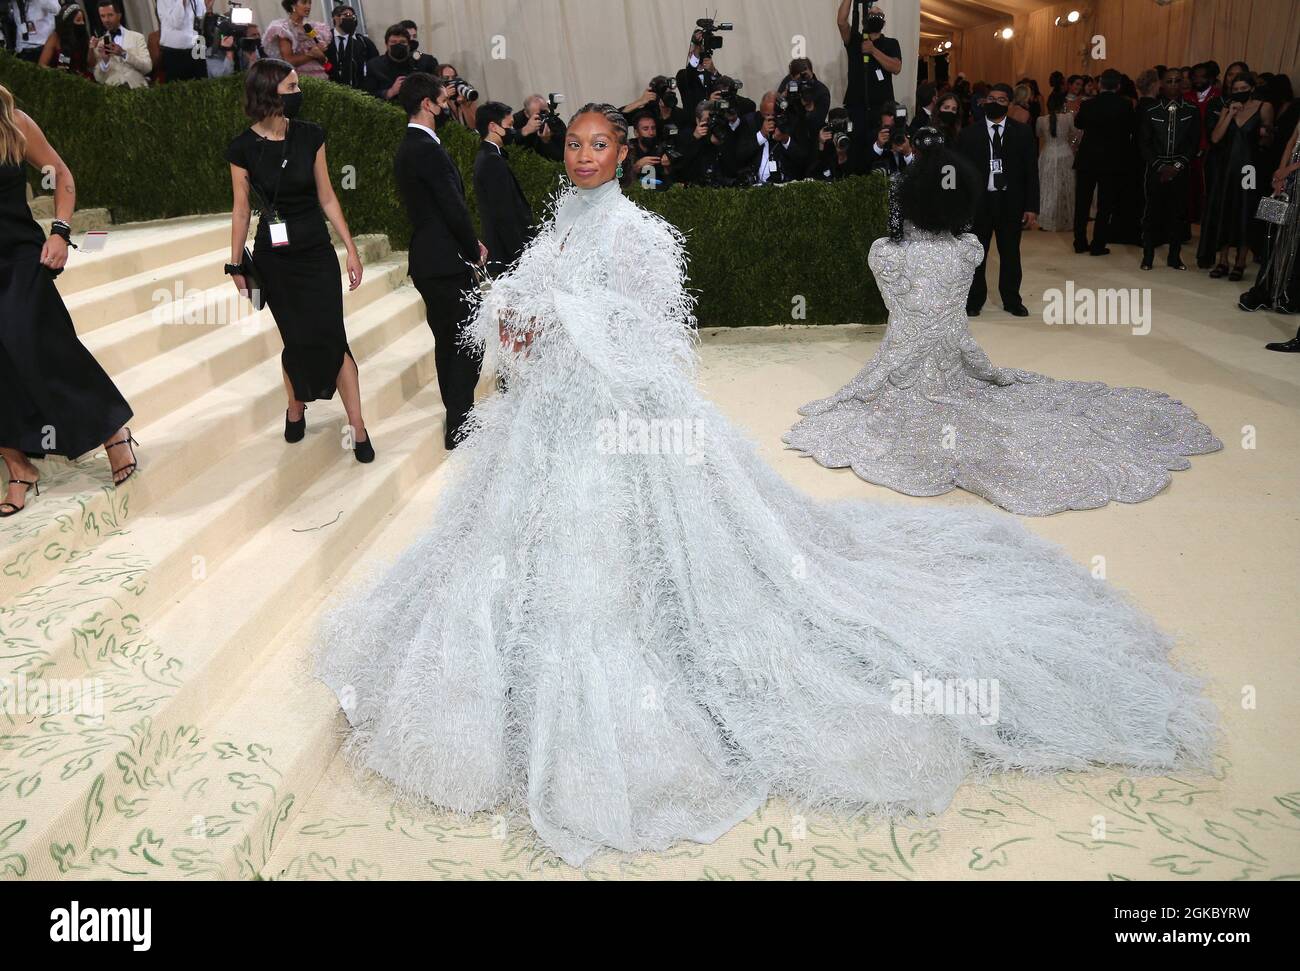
[568,102,629,144]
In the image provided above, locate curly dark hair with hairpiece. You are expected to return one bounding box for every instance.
[899,145,979,236]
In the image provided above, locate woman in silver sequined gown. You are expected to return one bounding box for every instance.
[786,134,1221,516]
[314,111,1215,868]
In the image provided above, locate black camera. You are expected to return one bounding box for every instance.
[537,93,566,130]
[446,77,479,103]
[694,17,733,54]
[703,103,732,139]
[826,108,853,150]
[649,75,678,109]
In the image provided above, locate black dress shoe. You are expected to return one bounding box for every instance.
[1074,243,1090,254]
[1141,249,1154,271]
[354,433,376,463]
[1167,259,1188,270]
[1089,247,1111,256]
[966,306,982,318]
[1265,329,1300,352]
[1004,304,1031,317]
[285,408,306,444]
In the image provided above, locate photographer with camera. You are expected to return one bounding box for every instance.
[837,0,902,146]
[206,15,260,77]
[364,24,417,101]
[437,63,478,130]
[812,106,865,180]
[626,112,675,191]
[623,75,693,139]
[738,90,812,184]
[4,0,59,62]
[675,99,732,187]
[676,27,716,112]
[89,1,150,88]
[512,94,567,163]
[868,101,915,174]
[326,4,376,89]
[778,58,831,137]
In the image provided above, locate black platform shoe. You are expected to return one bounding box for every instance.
[285,407,306,444]
[353,432,375,464]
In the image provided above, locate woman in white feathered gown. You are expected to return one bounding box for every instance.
[312,105,1216,868]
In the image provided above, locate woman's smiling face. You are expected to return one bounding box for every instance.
[565,112,628,189]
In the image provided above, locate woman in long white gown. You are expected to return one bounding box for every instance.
[1035,92,1078,233]
[786,130,1221,517]
[313,107,1216,868]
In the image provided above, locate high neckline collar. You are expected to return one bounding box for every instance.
[574,178,622,207]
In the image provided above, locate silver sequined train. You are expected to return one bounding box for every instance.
[785,225,1222,516]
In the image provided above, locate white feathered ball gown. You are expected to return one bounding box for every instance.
[312,178,1215,868]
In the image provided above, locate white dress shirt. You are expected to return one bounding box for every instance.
[408,122,440,144]
[755,130,791,184]
[157,0,203,51]
[985,116,1006,191]
[9,0,59,52]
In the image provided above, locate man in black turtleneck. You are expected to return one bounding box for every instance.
[1138,69,1200,271]
[326,5,377,90]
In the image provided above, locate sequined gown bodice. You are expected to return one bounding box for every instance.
[785,225,1221,515]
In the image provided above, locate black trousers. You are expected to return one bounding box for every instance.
[1074,165,1122,251]
[159,46,208,82]
[968,191,1024,312]
[1141,168,1189,255]
[413,270,482,450]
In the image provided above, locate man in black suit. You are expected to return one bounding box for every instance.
[473,102,536,276]
[956,83,1040,317]
[867,101,915,174]
[1138,69,1201,271]
[326,6,378,90]
[365,24,420,102]
[394,74,488,451]
[1073,68,1135,255]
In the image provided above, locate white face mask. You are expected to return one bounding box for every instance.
[688,53,700,69]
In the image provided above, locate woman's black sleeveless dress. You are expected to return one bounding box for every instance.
[0,160,132,459]
[225,120,353,402]
[1198,110,1264,264]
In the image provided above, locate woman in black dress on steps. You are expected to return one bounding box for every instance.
[0,83,137,518]
[225,59,374,463]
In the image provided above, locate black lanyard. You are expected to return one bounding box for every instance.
[249,122,293,221]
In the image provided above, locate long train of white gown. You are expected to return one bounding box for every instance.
[313,179,1216,868]
[784,226,1222,516]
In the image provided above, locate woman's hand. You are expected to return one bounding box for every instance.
[346,248,363,290]
[499,315,539,356]
[40,235,69,271]
[231,273,251,299]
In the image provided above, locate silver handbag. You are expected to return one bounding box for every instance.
[1256,192,1292,226]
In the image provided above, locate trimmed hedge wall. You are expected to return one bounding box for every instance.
[0,55,887,327]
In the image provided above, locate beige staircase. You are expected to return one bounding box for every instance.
[0,211,450,880]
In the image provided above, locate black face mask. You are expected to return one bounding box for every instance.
[939,110,958,121]
[1231,91,1251,103]
[1193,80,1210,92]
[280,91,304,119]
[662,91,678,109]
[389,43,409,62]
[409,38,419,53]
[339,18,357,35]
[866,15,886,33]
[984,101,1008,121]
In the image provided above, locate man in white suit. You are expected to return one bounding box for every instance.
[90,1,152,89]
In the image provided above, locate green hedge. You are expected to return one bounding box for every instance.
[0,55,886,326]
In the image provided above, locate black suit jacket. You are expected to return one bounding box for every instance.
[394,126,479,280]
[1074,91,1135,173]
[472,141,535,275]
[326,32,377,89]
[956,117,1041,221]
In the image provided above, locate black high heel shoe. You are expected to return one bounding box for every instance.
[285,406,306,444]
[106,430,140,487]
[354,432,375,464]
[0,477,39,517]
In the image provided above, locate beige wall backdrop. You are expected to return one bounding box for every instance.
[124,1,923,113]
[947,0,1299,87]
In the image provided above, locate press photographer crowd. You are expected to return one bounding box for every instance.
[3,0,1298,339]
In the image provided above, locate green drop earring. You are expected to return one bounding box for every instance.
[616,162,624,179]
